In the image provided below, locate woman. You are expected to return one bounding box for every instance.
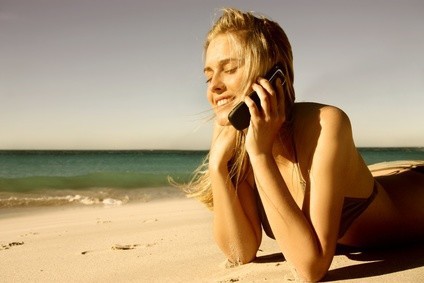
[182,8,424,282]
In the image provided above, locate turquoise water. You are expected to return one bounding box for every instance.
[0,148,422,208]
[0,150,207,208]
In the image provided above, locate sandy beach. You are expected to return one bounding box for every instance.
[1,196,423,282]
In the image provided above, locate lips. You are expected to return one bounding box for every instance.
[216,97,235,107]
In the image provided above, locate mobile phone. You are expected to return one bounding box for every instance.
[228,63,284,130]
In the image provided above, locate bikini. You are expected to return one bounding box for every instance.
[256,163,424,239]
[255,138,380,240]
[255,182,378,240]
[256,183,379,240]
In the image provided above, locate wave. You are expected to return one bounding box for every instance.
[0,171,190,192]
[0,171,190,208]
[0,194,127,208]
[0,186,186,208]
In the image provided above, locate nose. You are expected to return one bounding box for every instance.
[208,73,225,94]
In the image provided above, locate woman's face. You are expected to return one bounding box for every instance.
[204,34,246,126]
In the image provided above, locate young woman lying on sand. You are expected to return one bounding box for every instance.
[181,8,424,282]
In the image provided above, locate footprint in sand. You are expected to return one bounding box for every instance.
[111,243,157,250]
[81,243,157,255]
[96,220,112,224]
[142,218,158,224]
[0,241,24,251]
[111,244,139,250]
[218,278,240,283]
[20,232,39,237]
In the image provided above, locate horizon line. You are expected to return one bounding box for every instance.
[0,147,423,152]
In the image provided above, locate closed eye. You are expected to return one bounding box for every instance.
[224,67,237,74]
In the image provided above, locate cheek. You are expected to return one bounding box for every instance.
[206,91,214,105]
[229,76,249,99]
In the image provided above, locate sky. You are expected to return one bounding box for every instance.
[1,0,423,150]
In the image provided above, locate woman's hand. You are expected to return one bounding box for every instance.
[209,122,237,170]
[245,77,286,157]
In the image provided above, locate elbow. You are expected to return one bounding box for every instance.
[227,251,257,266]
[300,270,327,283]
[216,240,259,265]
[223,243,258,265]
[239,247,258,264]
[297,262,330,283]
[214,230,261,266]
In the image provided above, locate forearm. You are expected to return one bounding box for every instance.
[250,154,332,281]
[210,165,261,264]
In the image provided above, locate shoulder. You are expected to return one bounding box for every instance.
[293,103,356,172]
[294,103,352,139]
[319,105,351,131]
[293,103,353,144]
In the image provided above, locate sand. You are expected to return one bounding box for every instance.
[1,197,423,282]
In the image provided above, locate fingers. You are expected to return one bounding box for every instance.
[251,83,270,120]
[246,78,280,120]
[210,127,238,165]
[275,78,286,121]
[257,78,278,117]
[245,77,287,130]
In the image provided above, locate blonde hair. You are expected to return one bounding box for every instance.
[176,8,296,209]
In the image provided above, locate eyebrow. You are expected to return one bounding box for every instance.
[203,58,242,73]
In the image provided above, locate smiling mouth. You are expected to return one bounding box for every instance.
[216,98,234,107]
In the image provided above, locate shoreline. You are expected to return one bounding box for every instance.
[0,197,423,282]
[0,186,186,209]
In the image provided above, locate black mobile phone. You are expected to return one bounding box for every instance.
[228,63,284,131]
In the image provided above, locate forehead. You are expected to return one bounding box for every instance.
[205,34,241,67]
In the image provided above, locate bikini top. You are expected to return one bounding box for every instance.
[255,181,378,240]
[255,133,379,239]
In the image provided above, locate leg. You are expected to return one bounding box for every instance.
[375,168,424,240]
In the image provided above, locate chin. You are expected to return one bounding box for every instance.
[213,102,237,126]
[216,116,231,126]
[214,108,232,126]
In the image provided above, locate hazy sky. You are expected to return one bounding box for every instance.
[1,0,423,150]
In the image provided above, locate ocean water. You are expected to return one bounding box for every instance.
[0,150,207,208]
[0,148,423,208]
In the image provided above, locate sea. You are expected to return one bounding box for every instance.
[0,148,423,208]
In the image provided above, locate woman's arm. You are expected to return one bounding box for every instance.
[209,124,262,264]
[251,107,352,281]
[244,78,353,281]
[210,167,262,264]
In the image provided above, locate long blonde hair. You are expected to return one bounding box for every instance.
[176,8,296,209]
